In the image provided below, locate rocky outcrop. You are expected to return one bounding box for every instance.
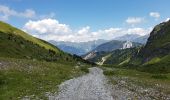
[122,41,133,49]
[83,51,96,60]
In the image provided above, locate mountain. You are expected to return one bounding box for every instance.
[114,34,149,44]
[90,40,141,52]
[83,40,142,61]
[84,48,139,65]
[57,45,85,55]
[85,20,170,73]
[49,39,108,55]
[130,20,170,73]
[132,34,149,44]
[114,34,141,41]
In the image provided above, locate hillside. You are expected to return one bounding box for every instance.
[130,20,170,73]
[114,34,149,44]
[0,21,92,99]
[84,47,139,66]
[83,40,142,61]
[0,22,60,53]
[132,20,170,63]
[103,48,139,65]
[0,21,77,62]
[91,40,141,52]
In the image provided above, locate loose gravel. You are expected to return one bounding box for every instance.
[49,67,170,100]
[49,67,113,100]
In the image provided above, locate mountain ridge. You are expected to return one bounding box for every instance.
[49,39,108,55]
[114,34,149,44]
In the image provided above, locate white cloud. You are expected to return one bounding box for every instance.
[23,19,93,42]
[78,26,90,35]
[23,19,71,35]
[0,5,54,21]
[23,18,151,42]
[126,17,144,25]
[0,5,36,20]
[150,12,160,19]
[20,9,36,18]
[103,28,122,34]
[126,28,151,36]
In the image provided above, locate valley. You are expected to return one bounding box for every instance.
[0,1,170,99]
[0,20,170,100]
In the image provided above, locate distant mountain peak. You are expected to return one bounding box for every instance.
[49,39,109,55]
[114,34,141,41]
[114,33,149,44]
[122,41,133,49]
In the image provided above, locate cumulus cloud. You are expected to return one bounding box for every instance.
[150,12,160,19]
[23,19,91,42]
[77,26,90,35]
[23,19,71,35]
[126,17,144,25]
[23,18,151,42]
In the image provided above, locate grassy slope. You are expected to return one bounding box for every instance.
[0,57,89,100]
[102,67,170,95]
[138,55,170,73]
[0,21,92,99]
[0,21,59,53]
[87,47,139,66]
[0,21,92,62]
[103,48,139,65]
[0,21,64,61]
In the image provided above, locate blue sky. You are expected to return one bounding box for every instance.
[0,0,170,42]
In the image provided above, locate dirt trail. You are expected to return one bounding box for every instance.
[49,67,113,100]
[97,54,111,65]
[48,67,170,100]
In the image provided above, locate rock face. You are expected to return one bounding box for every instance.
[83,51,96,60]
[122,41,133,49]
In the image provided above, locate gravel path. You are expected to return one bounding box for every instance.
[48,67,170,100]
[49,67,113,100]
